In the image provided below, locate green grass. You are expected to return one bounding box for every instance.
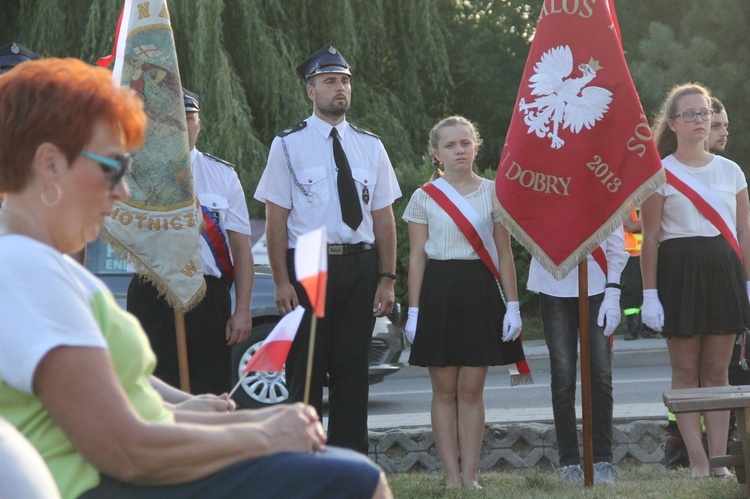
[388,464,742,498]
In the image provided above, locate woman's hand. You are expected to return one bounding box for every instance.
[642,289,664,332]
[502,301,522,342]
[261,403,326,454]
[405,307,418,343]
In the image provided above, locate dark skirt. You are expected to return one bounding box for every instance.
[409,259,526,367]
[657,236,750,338]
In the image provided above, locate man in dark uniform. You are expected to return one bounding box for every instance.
[0,41,39,75]
[255,43,401,453]
[127,89,254,395]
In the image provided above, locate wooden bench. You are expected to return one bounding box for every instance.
[664,385,750,497]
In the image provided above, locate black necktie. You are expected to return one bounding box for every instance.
[331,127,363,230]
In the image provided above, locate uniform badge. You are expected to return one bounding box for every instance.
[362,186,370,205]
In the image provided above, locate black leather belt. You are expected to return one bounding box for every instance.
[328,242,375,255]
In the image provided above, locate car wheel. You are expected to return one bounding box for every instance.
[230,322,289,409]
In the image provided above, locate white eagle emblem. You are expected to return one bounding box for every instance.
[518,45,612,149]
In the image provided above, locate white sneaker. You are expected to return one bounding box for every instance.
[593,462,618,484]
[558,464,583,484]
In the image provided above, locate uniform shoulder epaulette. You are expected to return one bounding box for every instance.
[349,123,380,140]
[201,151,235,169]
[277,120,307,137]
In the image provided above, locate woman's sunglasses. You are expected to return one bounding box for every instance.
[79,150,133,189]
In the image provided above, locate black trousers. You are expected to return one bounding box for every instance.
[285,248,378,454]
[127,275,232,395]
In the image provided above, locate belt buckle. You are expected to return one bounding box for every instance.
[328,245,344,256]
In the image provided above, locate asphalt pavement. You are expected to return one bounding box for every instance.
[367,334,670,431]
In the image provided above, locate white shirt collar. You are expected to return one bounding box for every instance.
[309,113,349,141]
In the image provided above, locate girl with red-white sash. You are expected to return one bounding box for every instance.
[641,83,750,479]
[402,116,525,489]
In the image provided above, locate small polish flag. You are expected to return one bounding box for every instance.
[294,227,328,318]
[96,6,125,68]
[242,306,305,373]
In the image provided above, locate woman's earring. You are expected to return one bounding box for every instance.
[41,183,62,207]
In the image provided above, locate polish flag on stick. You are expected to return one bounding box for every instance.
[295,227,328,318]
[95,6,124,68]
[294,227,328,403]
[243,306,305,374]
[227,306,305,398]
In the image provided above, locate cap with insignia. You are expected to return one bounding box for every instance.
[183,88,200,113]
[0,42,40,75]
[296,43,351,82]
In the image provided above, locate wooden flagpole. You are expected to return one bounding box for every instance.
[174,310,191,393]
[578,262,594,487]
[228,372,247,399]
[303,316,318,404]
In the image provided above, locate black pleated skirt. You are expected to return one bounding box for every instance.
[408,259,526,367]
[657,236,750,338]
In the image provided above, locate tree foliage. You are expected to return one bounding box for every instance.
[439,0,541,171]
[7,0,450,202]
[7,0,750,310]
[622,0,750,166]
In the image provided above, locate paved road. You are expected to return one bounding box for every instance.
[365,335,672,431]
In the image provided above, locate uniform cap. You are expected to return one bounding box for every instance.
[183,87,200,113]
[0,42,40,75]
[296,43,351,82]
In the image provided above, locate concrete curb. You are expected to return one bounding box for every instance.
[368,419,668,473]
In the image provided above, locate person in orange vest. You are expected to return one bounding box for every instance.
[622,208,652,340]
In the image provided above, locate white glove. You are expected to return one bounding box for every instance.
[405,307,418,343]
[502,301,522,342]
[642,289,664,332]
[597,287,621,337]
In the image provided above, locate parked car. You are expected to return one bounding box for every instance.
[84,238,404,408]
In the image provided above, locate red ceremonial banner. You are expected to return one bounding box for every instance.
[496,0,664,279]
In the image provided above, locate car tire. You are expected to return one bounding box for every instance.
[230,322,289,409]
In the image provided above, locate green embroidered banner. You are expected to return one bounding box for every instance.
[103,0,205,312]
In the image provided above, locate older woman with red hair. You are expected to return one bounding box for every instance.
[0,58,391,499]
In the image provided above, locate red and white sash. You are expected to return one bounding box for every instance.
[664,158,741,259]
[422,178,502,281]
[421,178,531,377]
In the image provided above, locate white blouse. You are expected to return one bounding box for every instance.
[657,154,747,241]
[402,178,501,260]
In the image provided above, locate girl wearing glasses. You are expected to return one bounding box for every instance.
[641,83,750,478]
